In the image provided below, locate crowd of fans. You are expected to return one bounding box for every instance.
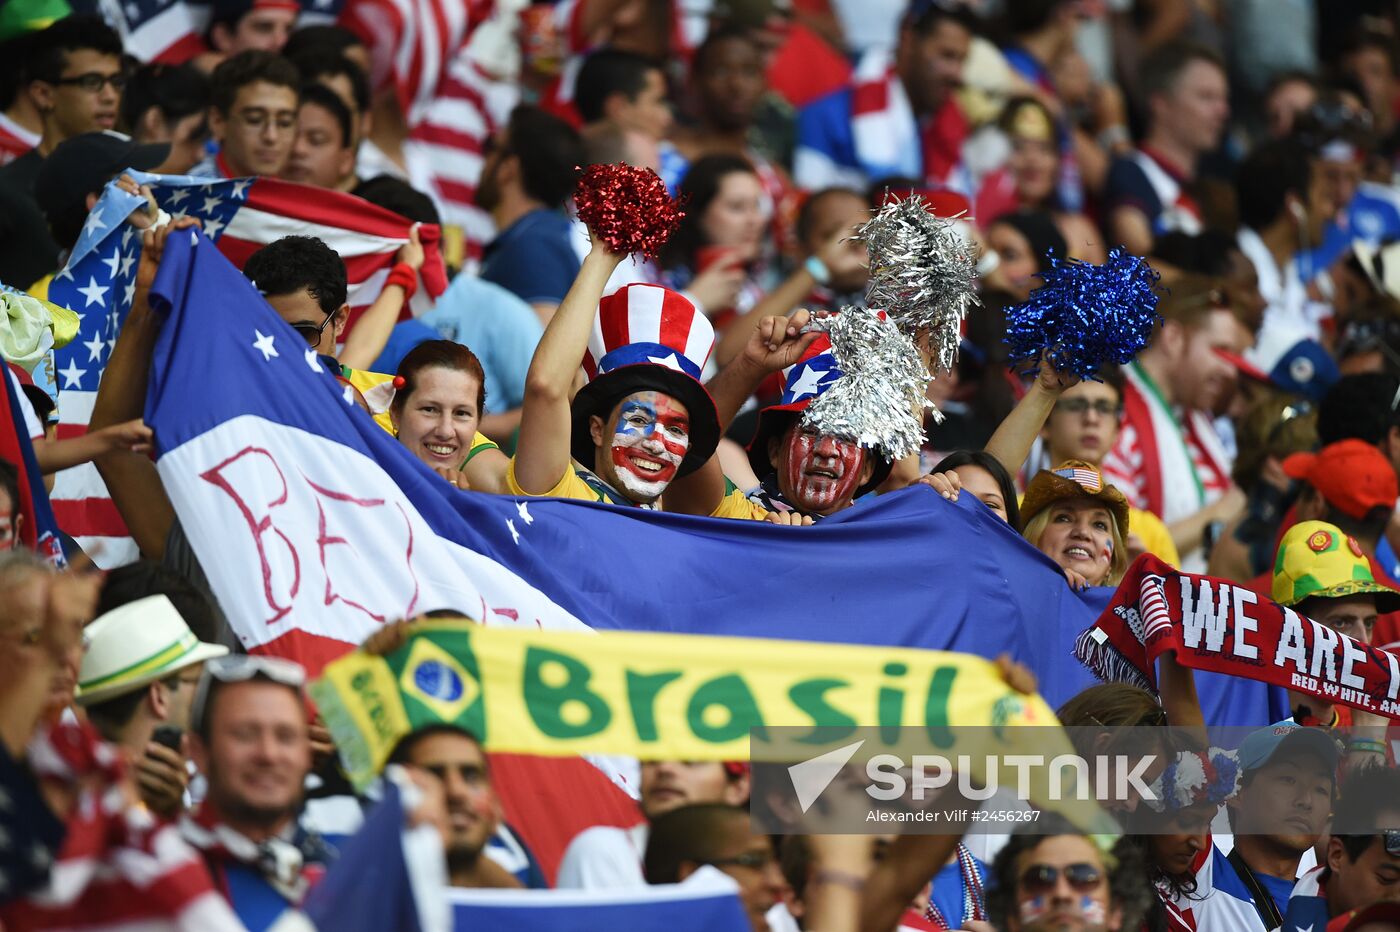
[1,0,1400,929]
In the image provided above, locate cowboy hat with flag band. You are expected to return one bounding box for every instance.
[745,336,894,497]
[570,284,720,477]
[1020,461,1131,541]
[1271,520,1400,613]
[77,595,229,705]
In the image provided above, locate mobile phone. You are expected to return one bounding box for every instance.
[151,726,184,753]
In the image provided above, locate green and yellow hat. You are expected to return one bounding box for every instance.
[77,595,229,706]
[1271,520,1400,612]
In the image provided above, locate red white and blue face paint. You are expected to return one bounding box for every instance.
[779,426,866,516]
[1019,894,1108,929]
[606,391,690,503]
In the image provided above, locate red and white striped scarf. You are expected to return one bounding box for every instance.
[1,720,243,931]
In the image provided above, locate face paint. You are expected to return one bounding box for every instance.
[1019,896,1051,923]
[1080,895,1106,925]
[779,427,866,516]
[607,393,690,503]
[0,515,13,552]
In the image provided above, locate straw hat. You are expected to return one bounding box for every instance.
[1021,461,1130,540]
[77,595,229,705]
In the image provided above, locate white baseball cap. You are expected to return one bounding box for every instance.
[77,595,229,705]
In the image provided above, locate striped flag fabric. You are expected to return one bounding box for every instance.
[95,0,348,65]
[0,360,66,565]
[44,169,445,565]
[0,719,244,931]
[1051,465,1104,491]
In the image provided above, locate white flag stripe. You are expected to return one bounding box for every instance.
[222,207,406,261]
[157,417,590,651]
[73,536,140,567]
[683,306,715,370]
[417,97,489,139]
[626,285,666,347]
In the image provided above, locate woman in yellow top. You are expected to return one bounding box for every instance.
[387,341,509,494]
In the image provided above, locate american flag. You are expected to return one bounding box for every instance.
[1052,465,1104,492]
[0,719,244,930]
[95,0,346,64]
[340,0,511,260]
[45,169,446,566]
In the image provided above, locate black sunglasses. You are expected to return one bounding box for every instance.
[1020,863,1103,895]
[55,71,128,92]
[292,311,336,346]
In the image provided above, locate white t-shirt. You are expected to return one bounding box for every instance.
[555,823,649,890]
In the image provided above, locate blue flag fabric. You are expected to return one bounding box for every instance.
[301,777,437,932]
[0,360,65,565]
[447,867,750,931]
[142,229,1285,724]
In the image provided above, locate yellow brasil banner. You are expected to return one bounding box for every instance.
[310,620,1112,831]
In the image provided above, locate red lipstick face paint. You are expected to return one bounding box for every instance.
[605,392,690,503]
[778,426,865,516]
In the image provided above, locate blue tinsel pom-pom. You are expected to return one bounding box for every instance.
[1003,248,1162,381]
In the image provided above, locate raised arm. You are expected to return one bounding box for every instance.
[664,311,817,516]
[339,228,425,371]
[983,356,1078,476]
[511,242,623,494]
[87,220,199,558]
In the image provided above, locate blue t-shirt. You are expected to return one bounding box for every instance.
[419,273,543,414]
[1254,870,1294,920]
[480,208,580,307]
[1298,181,1400,281]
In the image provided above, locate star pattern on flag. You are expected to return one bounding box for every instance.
[82,211,107,238]
[342,384,356,405]
[252,330,279,361]
[100,250,121,278]
[167,187,189,206]
[507,518,520,545]
[76,276,109,308]
[304,348,322,372]
[58,359,86,389]
[516,501,533,525]
[82,335,106,362]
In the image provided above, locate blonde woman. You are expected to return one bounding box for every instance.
[1021,461,1130,589]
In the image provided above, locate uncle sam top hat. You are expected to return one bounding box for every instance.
[570,283,720,476]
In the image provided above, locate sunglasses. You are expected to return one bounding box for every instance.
[191,655,308,733]
[292,312,337,347]
[1020,863,1103,895]
[55,71,128,92]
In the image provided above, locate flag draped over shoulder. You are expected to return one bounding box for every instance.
[0,720,243,931]
[45,170,445,564]
[1077,554,1400,719]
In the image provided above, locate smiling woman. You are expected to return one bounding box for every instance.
[1021,462,1130,588]
[390,341,504,490]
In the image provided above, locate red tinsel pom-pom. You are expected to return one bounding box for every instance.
[573,163,685,260]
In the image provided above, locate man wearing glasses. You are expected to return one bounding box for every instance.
[643,803,786,932]
[193,50,299,179]
[986,818,1131,931]
[0,15,126,289]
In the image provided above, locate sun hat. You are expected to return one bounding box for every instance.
[1020,461,1130,540]
[77,595,229,705]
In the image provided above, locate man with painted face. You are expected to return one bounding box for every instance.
[667,328,890,521]
[508,236,773,518]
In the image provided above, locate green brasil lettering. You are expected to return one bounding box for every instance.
[350,669,400,744]
[522,646,964,748]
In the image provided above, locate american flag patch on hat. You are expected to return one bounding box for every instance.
[1053,466,1103,491]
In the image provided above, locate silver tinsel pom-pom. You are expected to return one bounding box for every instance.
[853,193,979,372]
[802,308,930,462]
